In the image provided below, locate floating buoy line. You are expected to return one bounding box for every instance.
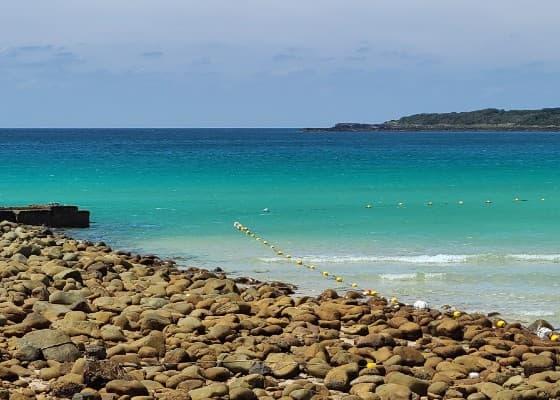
[233,220,559,341]
[233,221,379,298]
[360,197,546,208]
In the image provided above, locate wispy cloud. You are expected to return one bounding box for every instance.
[0,44,80,68]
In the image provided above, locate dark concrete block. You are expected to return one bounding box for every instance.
[0,205,90,228]
[0,210,16,222]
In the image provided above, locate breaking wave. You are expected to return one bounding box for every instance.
[259,253,560,264]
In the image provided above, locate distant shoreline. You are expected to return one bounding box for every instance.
[302,125,560,132]
[303,107,560,132]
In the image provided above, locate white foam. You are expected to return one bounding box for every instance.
[379,272,446,281]
[259,253,560,265]
[260,254,468,264]
[379,273,418,280]
[508,254,560,262]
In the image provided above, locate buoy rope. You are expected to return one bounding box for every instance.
[232,221,560,341]
[363,197,544,208]
[233,221,390,300]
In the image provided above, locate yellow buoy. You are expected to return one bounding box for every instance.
[541,198,545,201]
[366,204,372,209]
[256,237,261,241]
[277,251,283,255]
[285,254,292,258]
[485,200,492,204]
[366,362,377,369]
[322,271,329,277]
[458,200,464,205]
[309,265,316,270]
[551,334,559,342]
[514,197,520,202]
[335,276,343,282]
[398,202,404,207]
[296,260,303,265]
[453,310,462,318]
[496,320,506,328]
[390,297,398,304]
[427,201,433,206]
[351,283,358,288]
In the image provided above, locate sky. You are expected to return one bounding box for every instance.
[1,0,559,127]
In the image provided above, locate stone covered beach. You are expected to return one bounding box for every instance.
[1,223,560,400]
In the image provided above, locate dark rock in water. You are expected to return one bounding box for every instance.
[528,319,555,332]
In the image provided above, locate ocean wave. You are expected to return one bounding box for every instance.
[259,253,560,264]
[379,272,447,281]
[509,254,560,262]
[259,254,469,264]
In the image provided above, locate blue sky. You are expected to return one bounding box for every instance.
[1,1,559,127]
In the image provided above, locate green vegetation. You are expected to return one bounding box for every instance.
[390,108,560,128]
[303,108,560,131]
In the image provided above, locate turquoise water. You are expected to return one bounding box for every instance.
[2,129,560,324]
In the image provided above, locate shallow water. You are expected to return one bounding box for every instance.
[2,128,560,325]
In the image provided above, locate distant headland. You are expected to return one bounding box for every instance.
[303,107,560,132]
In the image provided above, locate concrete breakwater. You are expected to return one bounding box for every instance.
[0,223,560,399]
[0,205,89,228]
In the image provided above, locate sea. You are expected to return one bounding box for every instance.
[2,128,560,325]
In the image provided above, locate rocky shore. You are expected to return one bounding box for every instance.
[1,223,560,400]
